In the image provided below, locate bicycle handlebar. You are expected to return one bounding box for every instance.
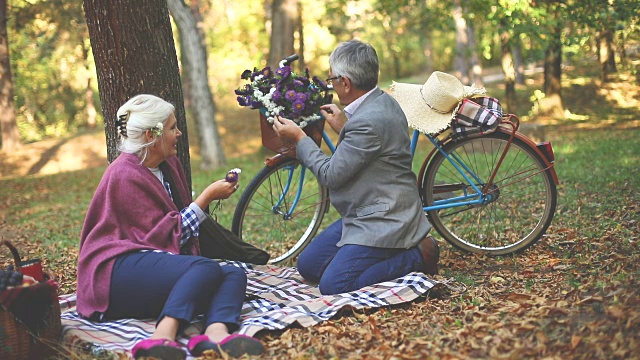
[281,54,299,66]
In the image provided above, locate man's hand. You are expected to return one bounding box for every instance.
[272,116,307,143]
[320,104,347,134]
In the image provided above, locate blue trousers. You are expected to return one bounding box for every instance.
[296,219,424,295]
[105,252,247,333]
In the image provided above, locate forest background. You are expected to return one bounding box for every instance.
[0,0,639,359]
[1,0,638,167]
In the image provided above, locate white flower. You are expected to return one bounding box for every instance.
[152,122,164,136]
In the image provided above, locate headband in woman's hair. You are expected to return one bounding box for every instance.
[115,112,129,137]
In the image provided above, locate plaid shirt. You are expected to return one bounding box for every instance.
[179,206,200,246]
[163,179,203,246]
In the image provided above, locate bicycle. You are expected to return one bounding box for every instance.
[232,66,559,265]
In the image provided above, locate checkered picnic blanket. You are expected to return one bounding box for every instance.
[60,261,440,359]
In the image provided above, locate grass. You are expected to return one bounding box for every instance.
[1,63,639,359]
[4,116,638,287]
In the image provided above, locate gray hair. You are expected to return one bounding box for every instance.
[117,94,175,159]
[329,40,379,91]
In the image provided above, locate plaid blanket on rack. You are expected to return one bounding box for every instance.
[60,261,440,358]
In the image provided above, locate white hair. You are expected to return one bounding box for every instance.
[116,94,175,159]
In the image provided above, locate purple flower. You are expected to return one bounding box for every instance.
[312,76,330,91]
[251,67,265,81]
[295,92,308,102]
[275,66,291,80]
[235,63,333,124]
[285,90,297,102]
[250,98,263,108]
[292,100,306,113]
[259,85,271,94]
[234,84,252,96]
[241,69,252,80]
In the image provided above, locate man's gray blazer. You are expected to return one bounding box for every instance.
[296,88,431,249]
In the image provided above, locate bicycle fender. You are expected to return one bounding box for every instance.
[264,153,293,167]
[416,129,559,190]
[509,130,560,185]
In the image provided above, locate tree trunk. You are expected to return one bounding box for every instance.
[0,0,21,151]
[269,0,297,68]
[83,0,192,187]
[467,20,483,87]
[499,27,516,114]
[514,40,525,85]
[82,43,97,128]
[168,0,226,170]
[599,28,617,83]
[296,0,305,74]
[416,0,433,76]
[541,28,564,118]
[452,0,470,84]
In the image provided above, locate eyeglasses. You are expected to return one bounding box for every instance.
[325,76,342,85]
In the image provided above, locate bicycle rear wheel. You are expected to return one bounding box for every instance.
[422,131,557,255]
[232,158,330,265]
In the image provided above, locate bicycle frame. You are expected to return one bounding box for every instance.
[263,116,558,219]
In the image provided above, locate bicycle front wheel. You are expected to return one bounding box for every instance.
[422,131,557,255]
[232,158,330,265]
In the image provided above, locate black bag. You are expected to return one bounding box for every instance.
[198,214,270,264]
[159,163,270,265]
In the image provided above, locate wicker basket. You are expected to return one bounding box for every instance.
[1,241,61,360]
[260,112,325,157]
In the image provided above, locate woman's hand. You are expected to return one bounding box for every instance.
[320,104,346,134]
[195,179,239,210]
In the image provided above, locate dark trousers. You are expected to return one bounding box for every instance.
[105,251,247,333]
[296,219,423,295]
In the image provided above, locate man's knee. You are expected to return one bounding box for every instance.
[296,252,319,283]
[318,278,347,295]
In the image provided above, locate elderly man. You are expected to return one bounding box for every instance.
[273,39,439,295]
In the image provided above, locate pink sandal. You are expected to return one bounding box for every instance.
[132,338,186,360]
[188,333,264,358]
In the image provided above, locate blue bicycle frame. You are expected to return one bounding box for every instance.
[313,129,493,213]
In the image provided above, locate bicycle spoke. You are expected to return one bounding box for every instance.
[232,159,330,264]
[423,131,557,255]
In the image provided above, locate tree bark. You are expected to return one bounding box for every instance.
[83,0,192,186]
[0,0,21,151]
[269,0,297,68]
[599,28,617,83]
[499,26,516,114]
[514,40,525,85]
[82,43,97,128]
[296,0,304,74]
[452,0,470,84]
[168,0,226,170]
[541,26,564,118]
[467,20,483,87]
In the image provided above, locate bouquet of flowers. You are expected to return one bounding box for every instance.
[235,62,333,129]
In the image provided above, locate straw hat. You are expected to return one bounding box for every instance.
[390,71,485,134]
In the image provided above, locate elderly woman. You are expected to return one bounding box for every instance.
[77,94,263,359]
